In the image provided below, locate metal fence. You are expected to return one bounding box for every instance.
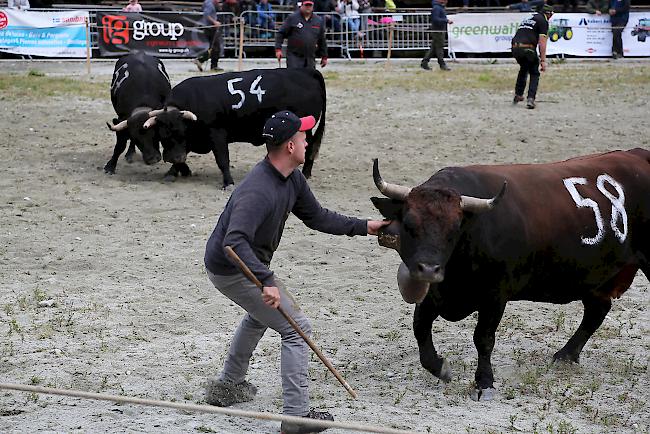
[30,8,443,58]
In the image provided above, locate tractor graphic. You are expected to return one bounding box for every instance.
[631,18,650,42]
[549,18,573,42]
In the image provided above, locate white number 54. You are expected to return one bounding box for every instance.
[563,174,627,245]
[227,75,266,110]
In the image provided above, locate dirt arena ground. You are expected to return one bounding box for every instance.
[0,57,649,433]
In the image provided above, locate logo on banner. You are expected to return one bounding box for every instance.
[102,15,130,45]
[0,11,8,30]
[132,20,184,41]
[579,18,587,26]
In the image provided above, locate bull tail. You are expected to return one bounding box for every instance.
[303,69,326,179]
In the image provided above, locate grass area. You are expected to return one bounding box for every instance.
[324,62,650,93]
[0,71,106,100]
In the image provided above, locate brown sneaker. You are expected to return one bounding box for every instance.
[512,95,524,104]
[281,409,334,434]
[204,378,257,407]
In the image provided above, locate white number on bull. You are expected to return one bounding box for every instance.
[563,174,627,245]
[227,75,266,110]
[111,63,129,93]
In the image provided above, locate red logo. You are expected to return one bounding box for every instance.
[102,15,130,45]
[586,47,595,53]
[0,12,8,30]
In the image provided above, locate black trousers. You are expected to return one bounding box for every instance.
[512,47,540,100]
[612,25,626,56]
[286,52,316,69]
[423,32,446,66]
[198,27,223,68]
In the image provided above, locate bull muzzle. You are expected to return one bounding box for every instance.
[397,262,430,304]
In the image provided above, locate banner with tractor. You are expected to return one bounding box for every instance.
[449,12,650,57]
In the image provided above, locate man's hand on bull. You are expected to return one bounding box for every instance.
[262,286,281,308]
[367,219,392,236]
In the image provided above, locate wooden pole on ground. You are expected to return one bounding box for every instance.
[385,22,394,69]
[224,246,358,399]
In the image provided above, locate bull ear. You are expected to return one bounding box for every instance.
[370,197,403,220]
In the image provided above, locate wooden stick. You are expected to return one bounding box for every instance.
[0,383,417,433]
[238,17,244,72]
[224,246,358,399]
[85,17,91,75]
[385,22,394,68]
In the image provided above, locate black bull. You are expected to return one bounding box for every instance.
[144,68,326,188]
[371,149,650,400]
[104,52,171,174]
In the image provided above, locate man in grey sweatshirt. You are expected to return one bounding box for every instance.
[204,110,389,434]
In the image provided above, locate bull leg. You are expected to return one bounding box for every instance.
[209,129,233,189]
[104,131,129,174]
[471,303,506,401]
[414,295,451,382]
[164,163,192,182]
[125,142,137,164]
[553,296,611,363]
[302,130,315,179]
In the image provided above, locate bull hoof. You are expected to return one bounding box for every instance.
[124,153,135,164]
[180,169,192,177]
[104,164,116,174]
[553,351,579,364]
[470,387,496,402]
[439,359,452,383]
[163,174,177,183]
[222,183,235,192]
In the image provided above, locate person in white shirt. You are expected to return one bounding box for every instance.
[8,0,31,10]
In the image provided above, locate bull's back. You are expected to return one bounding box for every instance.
[444,149,650,301]
[112,53,171,116]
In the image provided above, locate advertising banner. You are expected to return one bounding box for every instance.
[450,12,650,56]
[0,9,88,57]
[448,13,525,53]
[97,11,208,58]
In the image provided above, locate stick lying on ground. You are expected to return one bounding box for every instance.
[0,383,418,434]
[224,245,358,399]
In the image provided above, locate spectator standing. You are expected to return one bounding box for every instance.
[275,0,328,68]
[203,110,390,434]
[585,0,609,14]
[507,0,545,12]
[257,0,276,39]
[8,0,30,9]
[510,4,554,109]
[337,0,361,35]
[122,0,142,12]
[315,0,341,35]
[609,0,630,58]
[421,0,452,71]
[357,0,371,34]
[194,0,225,72]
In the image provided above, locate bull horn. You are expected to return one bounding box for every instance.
[180,110,197,121]
[106,119,128,131]
[148,109,165,117]
[460,181,507,213]
[143,117,157,129]
[373,158,412,200]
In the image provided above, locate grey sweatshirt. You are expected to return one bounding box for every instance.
[204,158,368,286]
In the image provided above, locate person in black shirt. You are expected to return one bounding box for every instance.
[203,111,389,434]
[275,0,328,68]
[510,4,554,109]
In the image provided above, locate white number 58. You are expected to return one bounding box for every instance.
[563,174,627,245]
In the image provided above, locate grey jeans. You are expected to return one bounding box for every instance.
[207,269,312,416]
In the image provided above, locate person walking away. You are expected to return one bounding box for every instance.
[122,0,142,12]
[510,4,554,109]
[609,0,630,58]
[275,0,328,68]
[194,0,225,72]
[203,110,390,434]
[421,0,453,71]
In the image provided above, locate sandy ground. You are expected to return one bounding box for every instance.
[0,57,649,434]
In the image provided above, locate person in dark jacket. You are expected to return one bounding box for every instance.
[585,0,609,14]
[609,0,630,58]
[421,0,453,71]
[275,0,328,68]
[203,110,389,434]
[193,0,225,72]
[510,4,553,109]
